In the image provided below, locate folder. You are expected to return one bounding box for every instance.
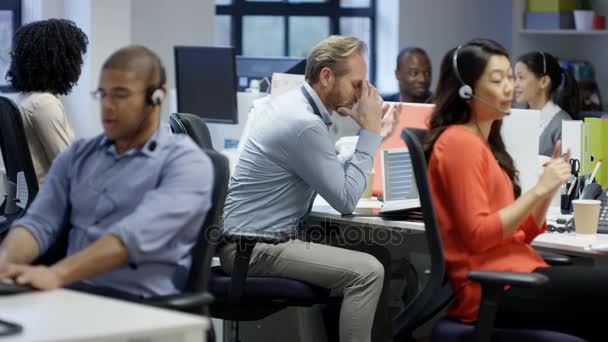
[582,118,608,187]
[561,120,583,161]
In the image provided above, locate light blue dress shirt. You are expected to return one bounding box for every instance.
[12,127,213,297]
[222,83,382,235]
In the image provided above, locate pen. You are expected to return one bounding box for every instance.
[586,159,603,186]
[567,177,577,196]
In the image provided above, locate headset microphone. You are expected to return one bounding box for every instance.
[453,45,510,116]
[458,84,510,115]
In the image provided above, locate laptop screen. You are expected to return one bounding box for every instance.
[381,148,418,202]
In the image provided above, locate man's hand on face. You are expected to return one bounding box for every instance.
[337,81,383,134]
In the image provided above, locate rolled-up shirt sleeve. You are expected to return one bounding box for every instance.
[520,214,547,243]
[106,147,213,265]
[287,125,381,214]
[12,143,74,254]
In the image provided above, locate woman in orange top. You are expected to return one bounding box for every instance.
[426,39,607,341]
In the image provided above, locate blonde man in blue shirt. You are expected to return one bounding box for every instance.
[221,35,396,342]
[0,46,212,300]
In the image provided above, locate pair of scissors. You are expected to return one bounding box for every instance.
[569,158,580,176]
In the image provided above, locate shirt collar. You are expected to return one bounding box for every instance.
[98,124,170,158]
[303,82,333,127]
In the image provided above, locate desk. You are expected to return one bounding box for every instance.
[532,233,608,266]
[531,207,608,266]
[310,204,424,233]
[311,201,608,274]
[309,198,424,234]
[0,289,209,342]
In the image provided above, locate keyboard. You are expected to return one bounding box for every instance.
[0,278,34,295]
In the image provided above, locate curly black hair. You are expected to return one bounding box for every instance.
[6,18,88,95]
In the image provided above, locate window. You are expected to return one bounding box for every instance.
[215,0,377,82]
[0,0,21,91]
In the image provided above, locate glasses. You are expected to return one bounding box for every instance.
[90,89,142,102]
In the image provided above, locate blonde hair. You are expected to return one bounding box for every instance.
[305,35,367,84]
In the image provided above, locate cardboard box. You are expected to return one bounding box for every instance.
[528,0,576,12]
[525,12,575,29]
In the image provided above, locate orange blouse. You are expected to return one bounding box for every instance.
[428,125,548,323]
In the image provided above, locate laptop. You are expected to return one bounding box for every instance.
[379,148,421,214]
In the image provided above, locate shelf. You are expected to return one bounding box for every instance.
[519,29,608,35]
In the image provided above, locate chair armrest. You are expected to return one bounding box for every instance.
[222,231,291,244]
[144,292,214,311]
[467,271,549,288]
[467,270,549,342]
[537,250,572,266]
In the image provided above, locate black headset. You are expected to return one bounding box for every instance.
[144,57,166,106]
[451,44,510,115]
[145,86,164,106]
[539,50,547,75]
[452,45,474,100]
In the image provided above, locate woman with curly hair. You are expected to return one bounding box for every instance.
[6,18,88,183]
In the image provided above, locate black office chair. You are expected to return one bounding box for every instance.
[169,113,214,150]
[168,106,342,341]
[0,96,38,236]
[395,128,583,342]
[144,148,230,318]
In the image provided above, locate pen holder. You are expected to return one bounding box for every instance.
[561,178,582,214]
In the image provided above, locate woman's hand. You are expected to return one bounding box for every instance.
[534,142,571,198]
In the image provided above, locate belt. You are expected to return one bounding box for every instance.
[216,231,301,250]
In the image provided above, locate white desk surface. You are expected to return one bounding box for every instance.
[0,289,209,342]
[532,232,608,257]
[531,207,608,260]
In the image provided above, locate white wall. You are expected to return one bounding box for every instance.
[398,0,513,92]
[131,0,214,122]
[376,0,399,93]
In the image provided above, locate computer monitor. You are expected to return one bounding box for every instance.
[235,56,306,92]
[174,46,238,124]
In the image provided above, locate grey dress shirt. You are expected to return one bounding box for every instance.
[12,127,213,297]
[222,83,382,235]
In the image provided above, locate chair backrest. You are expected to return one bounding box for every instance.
[185,149,230,293]
[169,113,214,150]
[0,96,38,233]
[393,128,451,336]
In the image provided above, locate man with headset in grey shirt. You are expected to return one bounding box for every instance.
[220,36,396,342]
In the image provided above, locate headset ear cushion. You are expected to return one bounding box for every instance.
[150,88,165,105]
[458,85,473,99]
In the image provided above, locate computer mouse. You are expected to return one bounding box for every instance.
[0,278,34,295]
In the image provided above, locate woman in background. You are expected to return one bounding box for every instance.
[6,18,88,183]
[514,51,580,157]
